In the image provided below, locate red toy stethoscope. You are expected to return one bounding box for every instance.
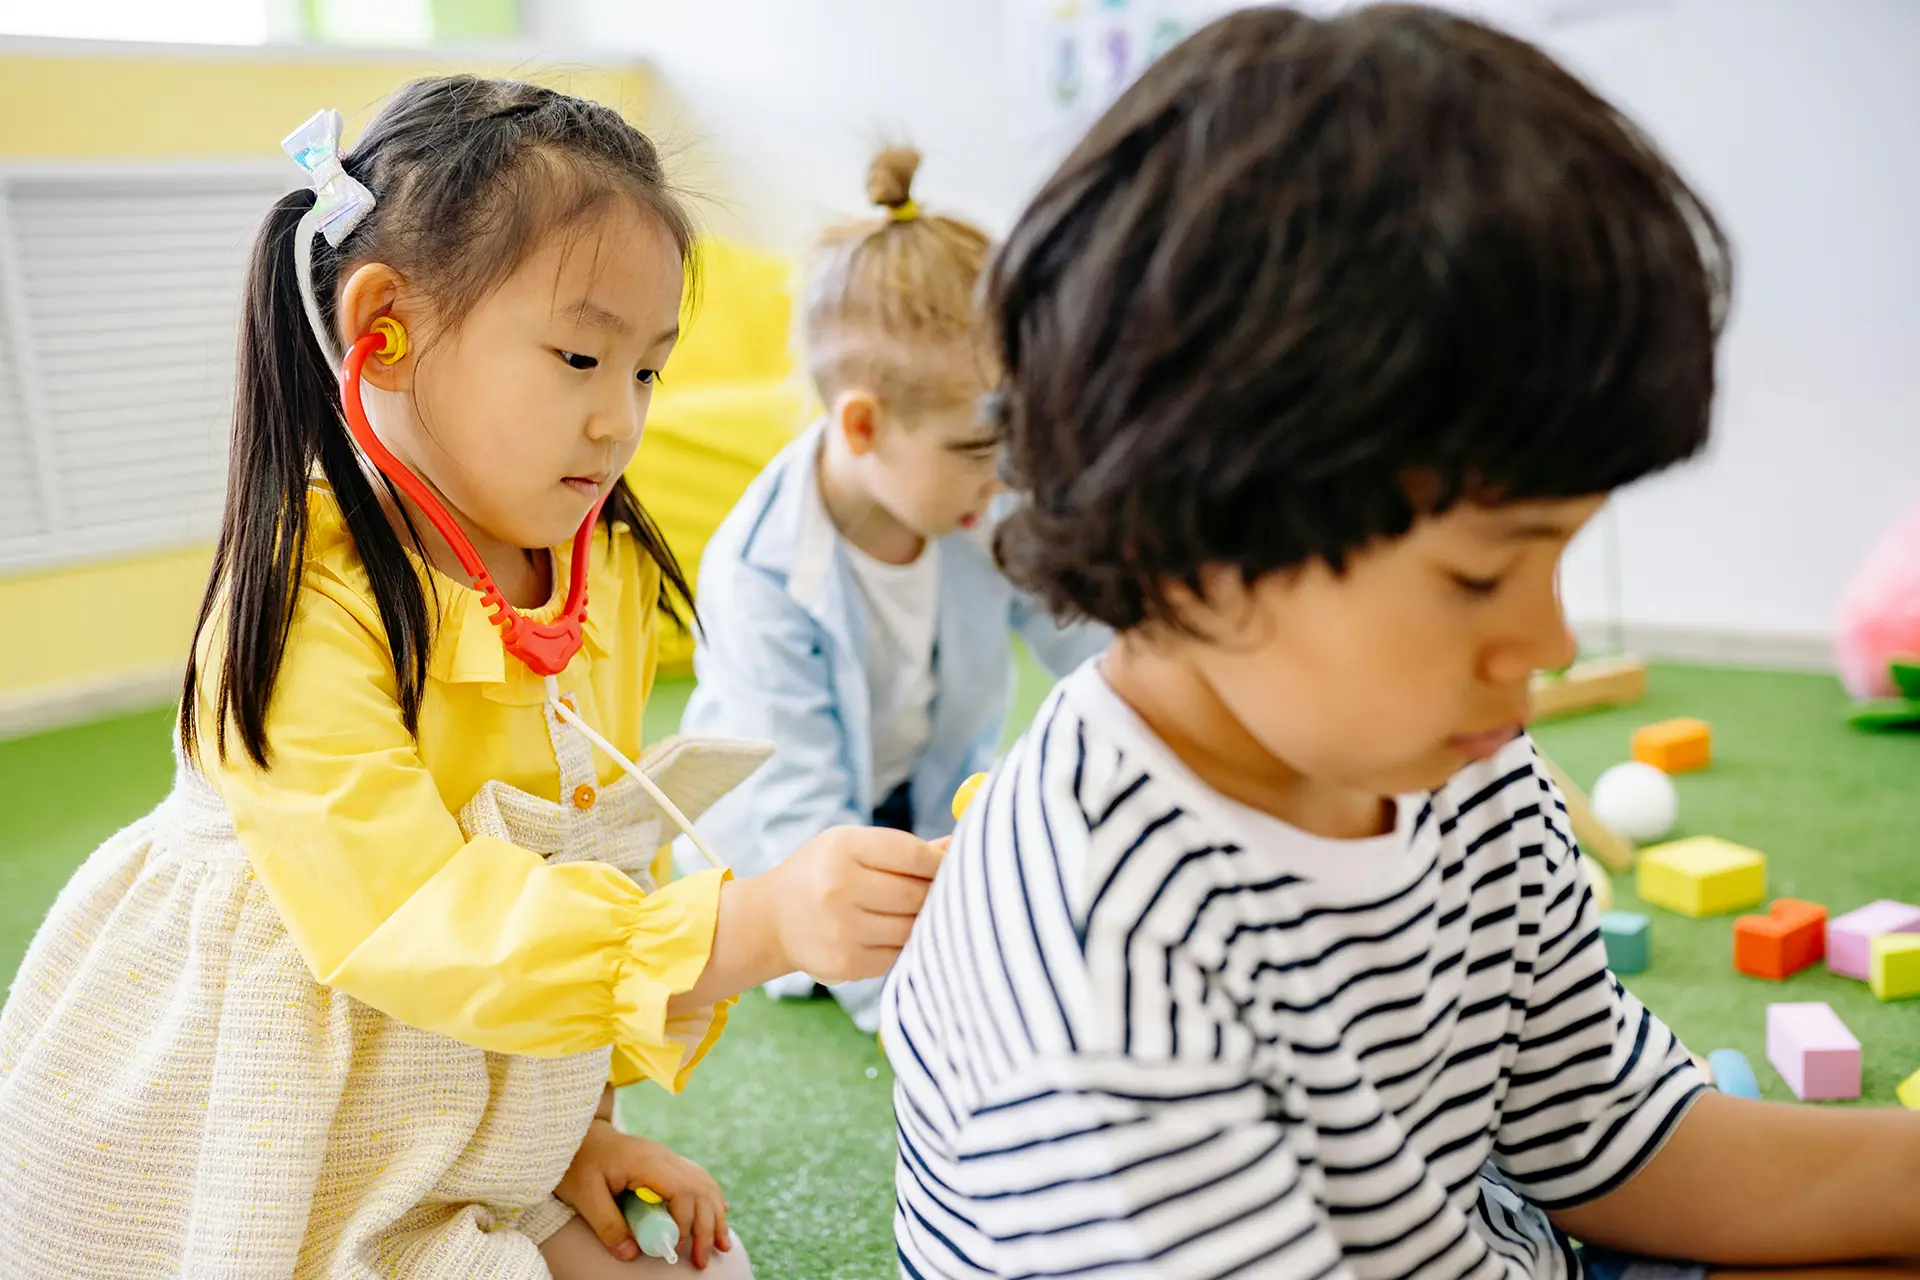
[288,123,726,869]
[333,317,725,871]
[340,318,597,679]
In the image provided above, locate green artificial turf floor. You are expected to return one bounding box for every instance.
[2,658,1916,1277]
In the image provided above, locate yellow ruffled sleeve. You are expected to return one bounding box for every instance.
[201,570,725,1093]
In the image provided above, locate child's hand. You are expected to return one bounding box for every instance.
[554,1118,732,1269]
[765,825,946,983]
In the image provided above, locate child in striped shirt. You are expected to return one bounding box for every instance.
[882,7,1920,1278]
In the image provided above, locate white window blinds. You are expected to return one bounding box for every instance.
[0,165,295,574]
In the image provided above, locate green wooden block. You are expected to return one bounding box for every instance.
[1601,911,1651,974]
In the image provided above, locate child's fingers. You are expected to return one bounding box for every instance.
[713,1195,731,1251]
[669,1194,697,1266]
[573,1183,639,1263]
[856,912,916,951]
[691,1198,716,1269]
[860,943,909,970]
[851,869,939,916]
[854,831,946,880]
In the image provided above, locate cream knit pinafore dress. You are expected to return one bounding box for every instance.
[0,698,743,1279]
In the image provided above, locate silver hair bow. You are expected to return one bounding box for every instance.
[282,108,374,247]
[281,108,375,369]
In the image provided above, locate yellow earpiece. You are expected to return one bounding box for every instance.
[370,315,408,365]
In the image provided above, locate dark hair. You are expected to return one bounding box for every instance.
[989,5,1732,633]
[182,75,697,767]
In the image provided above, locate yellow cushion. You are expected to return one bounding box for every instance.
[628,379,812,670]
[670,238,796,386]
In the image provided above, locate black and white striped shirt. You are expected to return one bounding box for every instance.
[882,664,1703,1278]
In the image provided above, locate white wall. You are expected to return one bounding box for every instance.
[1537,0,1920,654]
[530,0,1920,656]
[527,0,1033,252]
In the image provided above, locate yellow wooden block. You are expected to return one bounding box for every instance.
[1635,837,1767,918]
[1899,1068,1920,1110]
[1869,933,1920,1001]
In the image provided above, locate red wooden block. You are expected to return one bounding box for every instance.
[1735,899,1828,981]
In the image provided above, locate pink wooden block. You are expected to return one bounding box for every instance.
[1766,1002,1861,1101]
[1827,900,1920,981]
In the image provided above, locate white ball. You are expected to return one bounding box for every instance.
[1590,761,1679,843]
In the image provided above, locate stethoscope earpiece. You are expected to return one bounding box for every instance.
[369,315,408,365]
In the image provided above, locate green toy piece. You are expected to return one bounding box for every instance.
[1846,659,1920,732]
[1849,699,1920,731]
[617,1188,681,1264]
[1599,911,1651,974]
[1893,660,1920,700]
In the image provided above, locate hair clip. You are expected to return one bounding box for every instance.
[282,109,375,248]
[888,199,921,223]
[282,108,377,371]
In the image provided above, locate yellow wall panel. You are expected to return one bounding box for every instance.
[0,44,649,732]
[0,48,647,156]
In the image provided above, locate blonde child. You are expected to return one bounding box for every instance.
[680,149,1106,1032]
[0,77,943,1279]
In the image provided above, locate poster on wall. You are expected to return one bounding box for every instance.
[1003,0,1673,167]
[1001,0,1241,164]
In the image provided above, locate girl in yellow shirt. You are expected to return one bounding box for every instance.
[0,77,941,1279]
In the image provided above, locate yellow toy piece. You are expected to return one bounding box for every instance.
[953,772,989,821]
[1635,836,1766,918]
[1581,853,1614,916]
[1869,933,1920,1001]
[1899,1068,1920,1110]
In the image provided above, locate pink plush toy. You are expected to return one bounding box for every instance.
[1835,504,1920,701]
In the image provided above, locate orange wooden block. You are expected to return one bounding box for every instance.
[1734,899,1828,981]
[1633,718,1712,774]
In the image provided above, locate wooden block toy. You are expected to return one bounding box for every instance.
[1542,755,1635,872]
[1599,911,1650,974]
[1899,1068,1920,1111]
[1827,899,1920,981]
[1631,717,1712,774]
[1706,1048,1761,1100]
[1869,933,1920,1001]
[1733,899,1827,981]
[1636,836,1766,918]
[1531,656,1648,723]
[1765,1002,1861,1101]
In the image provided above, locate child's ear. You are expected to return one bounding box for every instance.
[337,261,413,392]
[833,390,882,456]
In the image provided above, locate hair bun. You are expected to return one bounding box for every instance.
[866,146,923,211]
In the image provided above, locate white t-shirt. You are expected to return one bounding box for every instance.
[883,661,1703,1278]
[843,538,941,801]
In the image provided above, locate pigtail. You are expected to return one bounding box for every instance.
[179,187,434,768]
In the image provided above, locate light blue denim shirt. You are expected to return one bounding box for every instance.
[681,420,1107,879]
